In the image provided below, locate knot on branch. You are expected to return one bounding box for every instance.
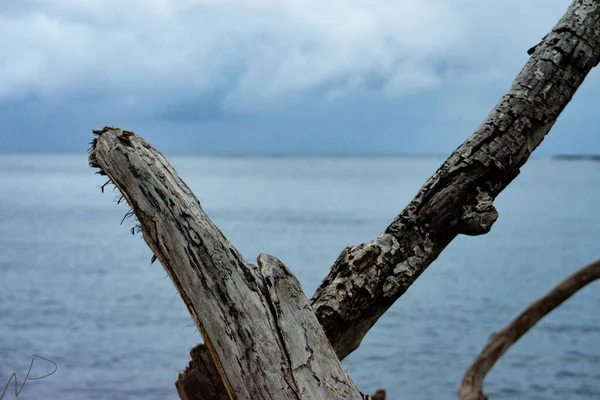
[458,189,498,236]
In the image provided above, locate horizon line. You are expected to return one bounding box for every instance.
[1,151,599,159]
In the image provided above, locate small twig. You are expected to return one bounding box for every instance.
[121,210,135,225]
[100,181,111,193]
[459,259,600,400]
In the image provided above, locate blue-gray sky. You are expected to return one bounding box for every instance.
[0,0,598,155]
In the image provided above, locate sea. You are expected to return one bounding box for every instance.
[0,154,598,400]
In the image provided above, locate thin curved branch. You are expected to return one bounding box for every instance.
[458,259,600,400]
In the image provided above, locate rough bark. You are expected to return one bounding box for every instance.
[89,128,363,400]
[176,344,229,400]
[91,1,600,398]
[176,344,386,400]
[458,259,600,400]
[179,0,600,395]
[309,0,600,359]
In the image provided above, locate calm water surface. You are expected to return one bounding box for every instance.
[0,155,599,399]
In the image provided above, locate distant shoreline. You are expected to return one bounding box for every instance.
[1,152,599,160]
[553,154,600,161]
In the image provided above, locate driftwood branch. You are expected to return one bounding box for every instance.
[89,128,363,399]
[458,259,600,400]
[178,3,600,387]
[176,344,386,400]
[309,0,600,359]
[89,1,600,398]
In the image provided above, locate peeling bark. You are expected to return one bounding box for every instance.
[89,128,363,400]
[310,0,600,359]
[458,259,600,400]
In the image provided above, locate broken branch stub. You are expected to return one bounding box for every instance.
[459,259,600,400]
[176,344,229,400]
[310,0,600,360]
[89,128,363,400]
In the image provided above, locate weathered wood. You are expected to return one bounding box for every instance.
[176,344,386,400]
[89,128,363,399]
[309,0,600,359]
[91,2,600,398]
[175,1,600,396]
[458,259,600,400]
[259,254,361,399]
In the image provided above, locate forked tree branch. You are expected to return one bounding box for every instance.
[89,129,363,399]
[459,259,600,400]
[89,1,600,398]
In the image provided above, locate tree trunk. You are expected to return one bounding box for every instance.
[89,129,363,400]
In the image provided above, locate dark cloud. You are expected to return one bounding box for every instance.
[0,0,597,155]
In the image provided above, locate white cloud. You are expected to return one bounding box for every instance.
[0,0,573,114]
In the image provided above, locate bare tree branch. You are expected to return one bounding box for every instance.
[310,0,600,360]
[89,1,600,398]
[89,128,363,399]
[458,259,600,400]
[172,0,600,396]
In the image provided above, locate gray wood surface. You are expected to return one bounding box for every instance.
[89,129,362,400]
[89,1,600,398]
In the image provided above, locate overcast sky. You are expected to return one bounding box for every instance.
[0,0,598,155]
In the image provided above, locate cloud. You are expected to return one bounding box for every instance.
[3,0,598,156]
[0,0,573,115]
